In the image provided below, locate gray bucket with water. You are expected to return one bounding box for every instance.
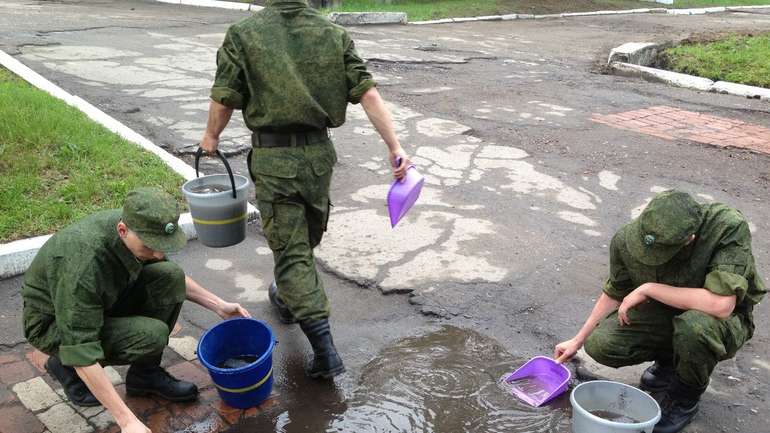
[571,380,661,433]
[182,149,250,248]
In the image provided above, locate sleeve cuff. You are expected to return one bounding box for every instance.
[58,341,104,367]
[602,279,627,301]
[348,79,377,104]
[705,270,748,303]
[210,87,244,109]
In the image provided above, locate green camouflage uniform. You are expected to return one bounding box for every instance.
[585,191,766,388]
[22,189,188,367]
[210,0,376,321]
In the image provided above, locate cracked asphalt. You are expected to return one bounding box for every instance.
[1,1,769,431]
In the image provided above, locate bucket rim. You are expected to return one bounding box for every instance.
[197,318,276,375]
[570,380,662,427]
[182,174,251,198]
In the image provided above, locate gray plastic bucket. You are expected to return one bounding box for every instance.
[182,149,250,248]
[571,380,661,433]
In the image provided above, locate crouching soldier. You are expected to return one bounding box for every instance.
[554,190,765,433]
[22,187,250,433]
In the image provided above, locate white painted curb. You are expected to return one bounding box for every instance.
[610,61,770,100]
[408,4,770,25]
[155,0,263,11]
[0,51,258,279]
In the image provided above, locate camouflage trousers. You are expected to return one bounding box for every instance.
[584,301,752,388]
[249,136,337,321]
[24,261,186,366]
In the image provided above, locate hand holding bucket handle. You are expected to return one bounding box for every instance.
[195,147,237,199]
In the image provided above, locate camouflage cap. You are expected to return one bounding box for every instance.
[122,187,187,253]
[627,190,703,266]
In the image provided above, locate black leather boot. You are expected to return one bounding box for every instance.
[653,376,706,433]
[126,365,198,402]
[45,356,100,407]
[269,281,297,324]
[640,360,675,392]
[300,319,345,379]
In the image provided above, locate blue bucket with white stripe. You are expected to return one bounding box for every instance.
[197,318,275,409]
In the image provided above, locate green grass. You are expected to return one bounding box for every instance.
[674,0,770,7]
[663,34,770,88]
[0,67,185,242]
[320,0,659,21]
[317,0,769,20]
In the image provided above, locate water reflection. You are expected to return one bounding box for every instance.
[226,326,570,433]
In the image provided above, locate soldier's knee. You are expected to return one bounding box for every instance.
[136,318,170,354]
[584,333,626,368]
[673,310,720,352]
[143,261,186,297]
[673,310,718,340]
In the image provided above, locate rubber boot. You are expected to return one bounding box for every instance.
[300,319,345,379]
[126,364,198,402]
[640,359,675,393]
[269,281,297,324]
[45,356,100,407]
[653,376,706,433]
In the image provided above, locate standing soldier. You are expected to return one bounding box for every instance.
[200,0,410,379]
[554,190,765,433]
[22,188,250,433]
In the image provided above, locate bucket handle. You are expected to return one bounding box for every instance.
[195,147,237,199]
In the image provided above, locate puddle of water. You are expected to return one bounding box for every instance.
[503,376,553,403]
[227,326,570,432]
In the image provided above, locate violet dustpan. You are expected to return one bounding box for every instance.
[505,356,571,407]
[387,165,424,227]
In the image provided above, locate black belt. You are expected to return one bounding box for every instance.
[251,128,328,148]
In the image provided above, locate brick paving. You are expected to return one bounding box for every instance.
[592,105,770,155]
[0,339,272,433]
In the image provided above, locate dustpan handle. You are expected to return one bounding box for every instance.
[195,147,237,199]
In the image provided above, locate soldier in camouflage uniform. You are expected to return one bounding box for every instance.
[22,188,250,433]
[554,190,765,433]
[200,0,410,379]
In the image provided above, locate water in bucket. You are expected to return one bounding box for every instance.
[189,184,232,194]
[218,355,258,369]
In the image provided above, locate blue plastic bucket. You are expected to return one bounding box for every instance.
[197,318,276,409]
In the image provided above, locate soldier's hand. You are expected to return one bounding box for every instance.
[218,301,251,320]
[122,419,151,433]
[618,287,648,326]
[554,338,582,364]
[389,148,411,181]
[200,133,220,155]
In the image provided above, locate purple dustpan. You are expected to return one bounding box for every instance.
[505,356,571,407]
[387,165,424,228]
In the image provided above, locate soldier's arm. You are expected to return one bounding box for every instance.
[184,275,250,319]
[360,87,410,180]
[637,283,736,319]
[74,364,149,432]
[201,100,234,154]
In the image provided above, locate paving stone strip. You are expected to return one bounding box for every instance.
[0,336,272,432]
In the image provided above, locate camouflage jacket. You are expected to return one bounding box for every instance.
[210,0,376,132]
[604,203,766,325]
[22,210,144,366]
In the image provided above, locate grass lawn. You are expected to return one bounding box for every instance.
[662,34,770,88]
[315,0,770,20]
[0,67,185,243]
[320,0,658,20]
[674,0,770,7]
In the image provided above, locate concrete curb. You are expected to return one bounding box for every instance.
[0,50,258,279]
[154,0,263,11]
[607,41,770,101]
[329,12,407,25]
[610,61,770,99]
[408,4,769,25]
